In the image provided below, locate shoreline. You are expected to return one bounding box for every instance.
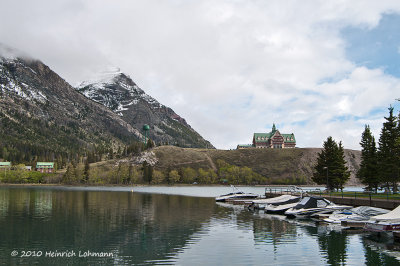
[0,183,363,188]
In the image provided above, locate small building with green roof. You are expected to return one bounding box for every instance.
[237,124,296,149]
[36,162,54,173]
[0,162,11,169]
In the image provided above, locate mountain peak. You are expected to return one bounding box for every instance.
[78,66,126,88]
[0,43,32,61]
[77,70,213,148]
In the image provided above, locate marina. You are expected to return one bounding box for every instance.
[2,185,400,265]
[218,187,400,247]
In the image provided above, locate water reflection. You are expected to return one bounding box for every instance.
[363,234,400,265]
[0,187,215,265]
[1,187,400,265]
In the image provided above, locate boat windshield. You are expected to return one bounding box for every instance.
[317,199,329,207]
[294,197,310,209]
[298,197,310,205]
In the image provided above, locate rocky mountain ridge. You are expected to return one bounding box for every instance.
[0,44,213,162]
[77,68,213,148]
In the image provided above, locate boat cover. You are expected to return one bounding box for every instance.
[370,205,400,222]
[325,206,389,223]
[352,206,389,217]
[266,202,298,211]
[252,195,298,204]
[292,196,331,210]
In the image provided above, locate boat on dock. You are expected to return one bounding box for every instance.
[364,205,400,232]
[284,196,351,218]
[215,186,258,202]
[248,195,300,211]
[265,200,301,214]
[321,206,390,228]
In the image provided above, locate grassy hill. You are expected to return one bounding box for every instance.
[151,146,361,185]
[1,146,359,185]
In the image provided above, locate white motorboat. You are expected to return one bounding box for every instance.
[364,205,400,232]
[248,195,300,211]
[323,206,389,228]
[265,201,300,214]
[284,196,351,218]
[215,186,258,202]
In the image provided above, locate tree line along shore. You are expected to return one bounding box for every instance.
[1,105,399,189]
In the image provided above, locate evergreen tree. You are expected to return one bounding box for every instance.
[128,164,133,184]
[357,125,379,191]
[331,142,350,191]
[146,139,155,149]
[313,137,337,191]
[377,106,399,192]
[312,136,350,191]
[83,159,90,183]
[396,111,400,173]
[142,161,153,184]
[62,163,76,184]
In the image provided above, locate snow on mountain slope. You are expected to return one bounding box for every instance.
[78,69,213,148]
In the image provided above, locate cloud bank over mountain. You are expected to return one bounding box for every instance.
[1,0,400,149]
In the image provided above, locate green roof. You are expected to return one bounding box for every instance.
[237,144,253,148]
[253,133,273,142]
[253,132,295,143]
[36,162,54,168]
[0,162,11,166]
[282,133,296,143]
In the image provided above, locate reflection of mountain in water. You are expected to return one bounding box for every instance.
[0,188,214,265]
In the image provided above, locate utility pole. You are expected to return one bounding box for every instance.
[323,166,329,191]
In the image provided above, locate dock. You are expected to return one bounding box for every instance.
[225,198,255,205]
[264,191,400,210]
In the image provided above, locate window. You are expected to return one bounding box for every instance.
[317,200,328,207]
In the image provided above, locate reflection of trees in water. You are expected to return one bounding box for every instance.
[251,215,297,246]
[0,189,215,265]
[316,230,348,266]
[214,204,298,247]
[362,234,400,265]
[297,222,349,265]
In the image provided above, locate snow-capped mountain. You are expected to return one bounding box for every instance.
[78,68,213,148]
[0,45,47,104]
[78,67,165,117]
[0,44,142,155]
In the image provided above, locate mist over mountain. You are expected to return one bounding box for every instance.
[0,44,213,163]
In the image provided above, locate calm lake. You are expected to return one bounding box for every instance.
[0,185,399,265]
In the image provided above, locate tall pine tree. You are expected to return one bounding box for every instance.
[312,136,350,191]
[357,125,379,191]
[331,142,350,191]
[313,136,337,191]
[377,106,399,192]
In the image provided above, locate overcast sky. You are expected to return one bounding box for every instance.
[1,0,400,150]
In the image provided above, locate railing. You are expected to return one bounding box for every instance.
[264,187,400,202]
